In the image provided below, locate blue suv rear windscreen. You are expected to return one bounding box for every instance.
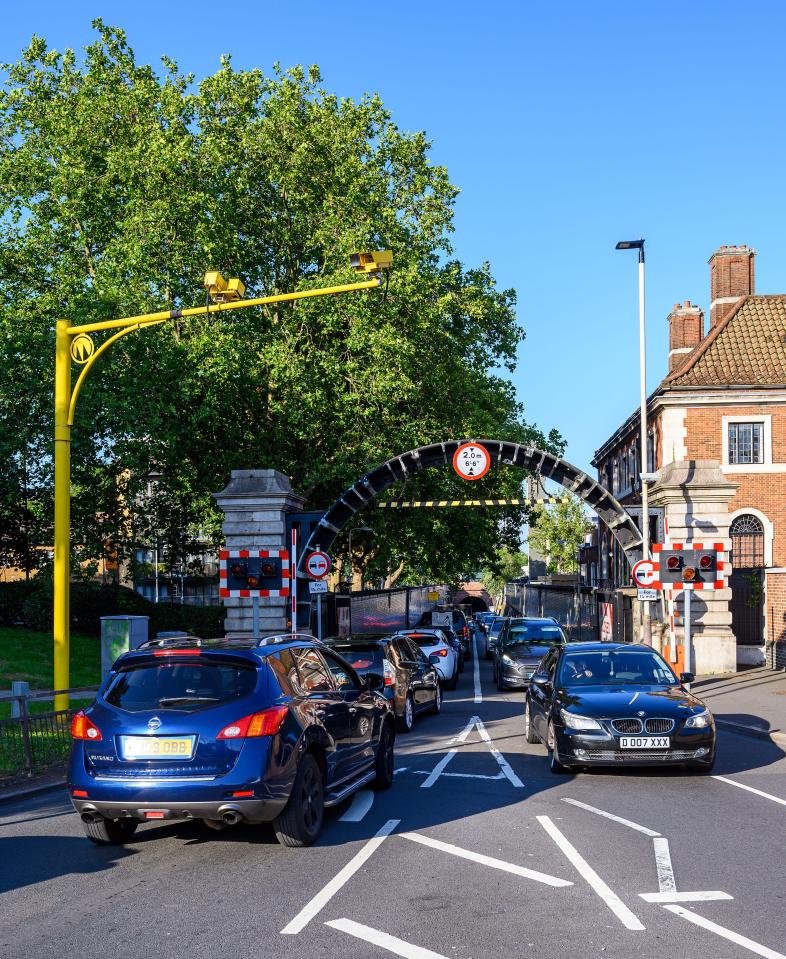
[104,662,257,712]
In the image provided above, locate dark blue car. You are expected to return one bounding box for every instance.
[68,634,395,847]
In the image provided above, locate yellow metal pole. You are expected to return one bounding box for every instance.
[53,320,72,712]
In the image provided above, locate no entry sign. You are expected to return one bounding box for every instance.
[305,550,331,580]
[453,442,491,481]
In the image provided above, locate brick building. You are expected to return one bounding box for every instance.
[592,245,786,668]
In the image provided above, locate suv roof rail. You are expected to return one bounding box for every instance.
[255,631,316,647]
[137,636,202,649]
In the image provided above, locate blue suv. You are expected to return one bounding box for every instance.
[68,634,395,847]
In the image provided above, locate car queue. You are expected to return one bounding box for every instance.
[67,608,716,852]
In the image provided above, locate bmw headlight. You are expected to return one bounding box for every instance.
[560,710,602,731]
[685,709,712,728]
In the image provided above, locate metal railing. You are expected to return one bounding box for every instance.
[0,684,99,778]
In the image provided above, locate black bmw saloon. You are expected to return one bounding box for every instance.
[524,642,716,774]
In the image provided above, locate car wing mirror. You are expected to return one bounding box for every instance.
[679,671,695,684]
[531,673,551,687]
[428,653,441,664]
[365,673,385,691]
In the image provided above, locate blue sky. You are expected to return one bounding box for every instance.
[5,1,786,474]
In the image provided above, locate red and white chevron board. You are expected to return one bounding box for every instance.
[219,548,290,598]
[651,541,728,591]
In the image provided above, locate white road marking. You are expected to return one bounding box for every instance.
[471,715,525,787]
[424,715,524,788]
[338,789,374,822]
[537,815,645,930]
[420,749,458,787]
[561,798,661,837]
[280,818,399,935]
[400,831,573,887]
[641,890,733,903]
[394,767,408,776]
[713,775,786,807]
[473,633,482,704]
[412,770,506,780]
[326,918,450,959]
[664,904,786,959]
[653,837,676,893]
[638,835,731,904]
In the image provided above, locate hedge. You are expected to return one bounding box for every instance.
[0,579,224,638]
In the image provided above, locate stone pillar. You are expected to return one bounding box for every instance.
[213,470,306,637]
[649,460,738,674]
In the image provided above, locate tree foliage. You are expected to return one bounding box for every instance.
[528,495,592,574]
[0,22,562,585]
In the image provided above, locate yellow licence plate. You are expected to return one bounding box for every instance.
[122,737,194,760]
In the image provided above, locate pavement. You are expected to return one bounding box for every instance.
[1,636,785,959]
[693,667,786,745]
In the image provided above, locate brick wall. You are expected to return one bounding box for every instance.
[685,404,786,564]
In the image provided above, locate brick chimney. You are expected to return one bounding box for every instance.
[709,244,755,327]
[668,300,704,372]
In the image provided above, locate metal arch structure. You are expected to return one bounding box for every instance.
[299,439,643,570]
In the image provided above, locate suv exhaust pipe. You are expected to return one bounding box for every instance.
[219,805,243,826]
[81,812,102,824]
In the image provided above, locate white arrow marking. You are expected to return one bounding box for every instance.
[423,715,523,788]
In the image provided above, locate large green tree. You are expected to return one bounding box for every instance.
[0,22,561,586]
[528,495,592,574]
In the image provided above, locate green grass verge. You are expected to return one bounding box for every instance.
[0,627,101,775]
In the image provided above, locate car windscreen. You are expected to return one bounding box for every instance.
[104,660,258,712]
[324,645,384,675]
[558,650,678,687]
[503,625,564,648]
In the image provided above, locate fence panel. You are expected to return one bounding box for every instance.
[0,687,99,778]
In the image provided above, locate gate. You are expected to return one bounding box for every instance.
[730,569,764,646]
[730,514,765,647]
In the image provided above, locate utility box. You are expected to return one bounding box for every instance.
[100,615,149,679]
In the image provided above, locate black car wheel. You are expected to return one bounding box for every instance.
[273,753,324,847]
[374,720,395,790]
[524,698,539,744]
[431,682,442,715]
[83,817,138,845]
[547,722,571,775]
[398,694,415,733]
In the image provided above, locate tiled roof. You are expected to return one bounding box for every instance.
[665,295,786,387]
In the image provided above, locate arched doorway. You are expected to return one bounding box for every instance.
[730,513,766,649]
[300,439,641,570]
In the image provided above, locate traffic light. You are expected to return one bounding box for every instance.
[224,556,284,592]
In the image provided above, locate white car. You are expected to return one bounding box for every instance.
[395,629,459,690]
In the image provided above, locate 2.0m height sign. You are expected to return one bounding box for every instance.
[453,442,491,481]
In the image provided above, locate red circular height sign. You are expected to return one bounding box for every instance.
[305,550,331,580]
[452,442,491,481]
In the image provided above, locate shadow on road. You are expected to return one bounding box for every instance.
[0,836,136,893]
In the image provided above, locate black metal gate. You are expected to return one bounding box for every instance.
[730,514,765,647]
[730,569,764,646]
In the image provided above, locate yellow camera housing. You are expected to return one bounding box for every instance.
[350,250,393,273]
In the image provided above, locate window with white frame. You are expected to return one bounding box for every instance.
[728,422,764,465]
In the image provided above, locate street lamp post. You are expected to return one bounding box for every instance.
[347,526,373,590]
[615,238,652,644]
[52,256,391,711]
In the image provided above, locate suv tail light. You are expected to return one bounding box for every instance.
[217,705,289,740]
[71,711,102,741]
[383,658,395,687]
[432,648,448,657]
